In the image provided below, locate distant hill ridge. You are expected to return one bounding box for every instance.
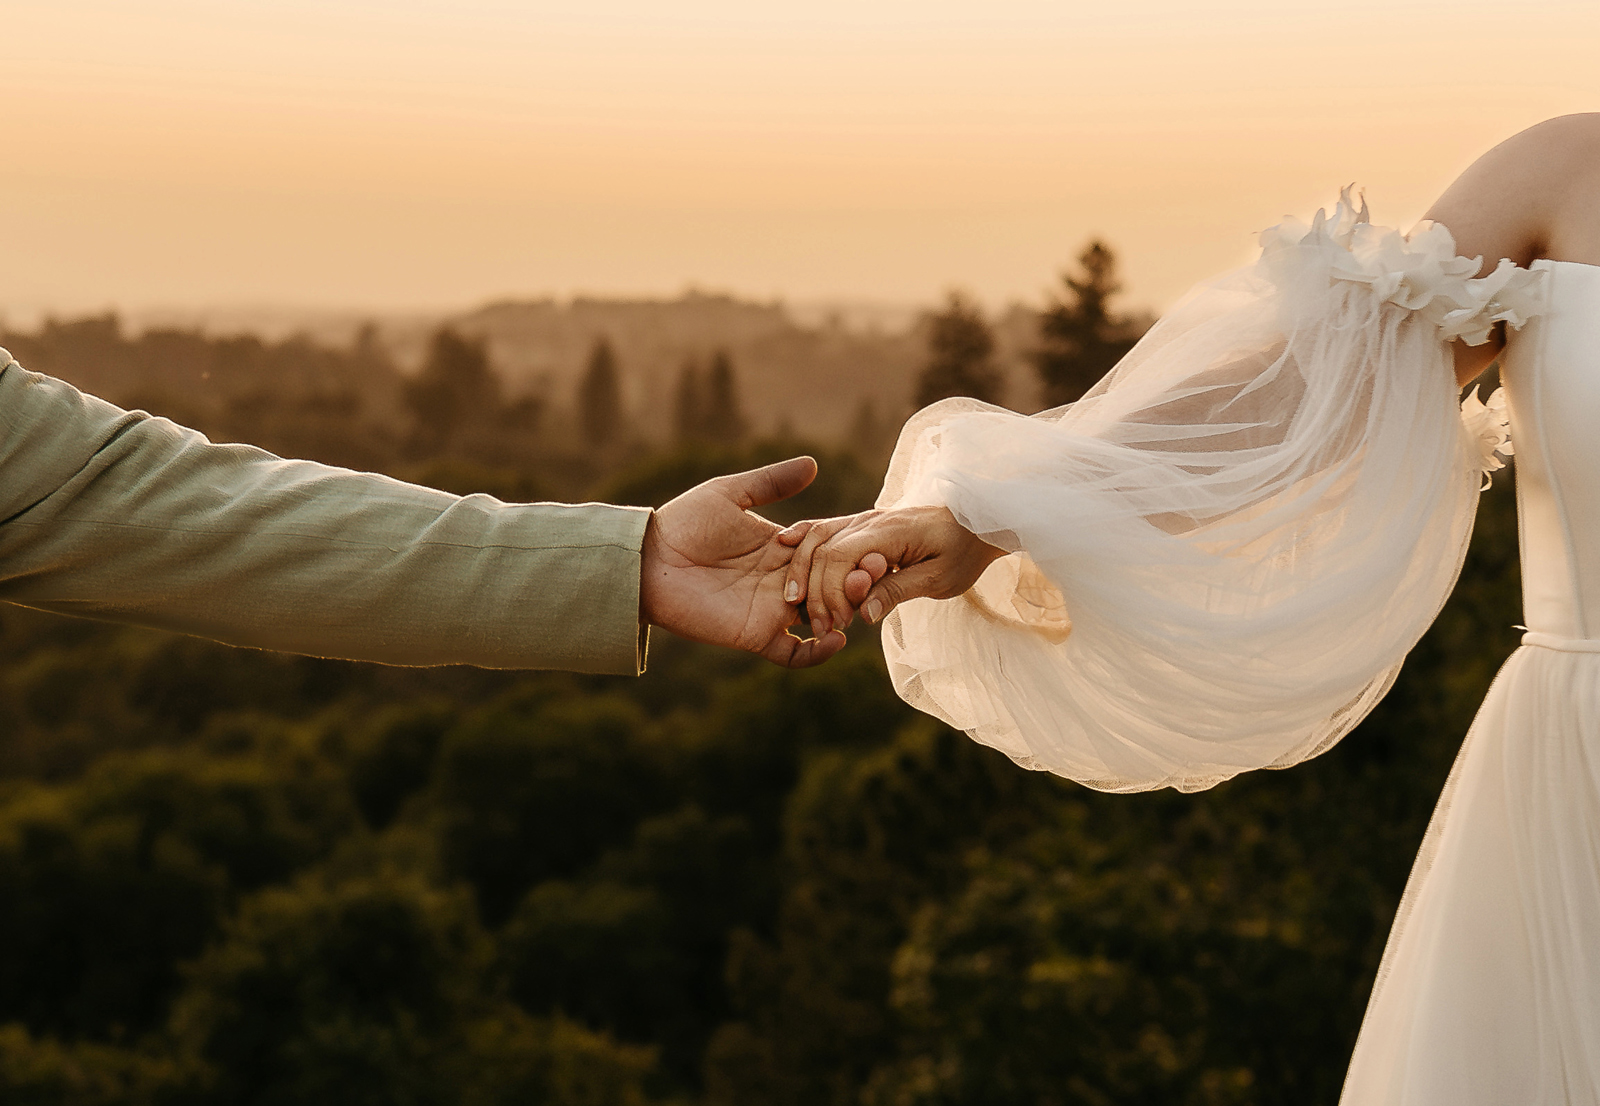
[451,290,1039,440]
[6,290,1047,445]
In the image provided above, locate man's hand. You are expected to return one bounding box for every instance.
[640,456,846,668]
[778,506,1007,635]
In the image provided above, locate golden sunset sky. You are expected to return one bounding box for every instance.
[5,0,1598,319]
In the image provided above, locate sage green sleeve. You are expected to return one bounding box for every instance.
[0,350,651,674]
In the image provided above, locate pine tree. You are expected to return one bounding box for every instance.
[701,349,747,445]
[404,327,502,453]
[578,337,623,448]
[351,322,391,372]
[674,359,704,445]
[915,291,1003,409]
[1033,240,1142,407]
[848,397,893,467]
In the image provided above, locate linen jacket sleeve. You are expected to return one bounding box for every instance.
[0,350,651,675]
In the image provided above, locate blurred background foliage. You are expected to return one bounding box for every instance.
[0,245,1522,1104]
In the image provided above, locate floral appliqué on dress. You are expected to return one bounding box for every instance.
[1261,185,1541,487]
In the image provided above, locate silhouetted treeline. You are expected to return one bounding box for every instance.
[0,316,758,503]
[0,315,410,474]
[450,291,923,446]
[1,241,1148,494]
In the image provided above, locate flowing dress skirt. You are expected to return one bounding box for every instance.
[1342,639,1600,1104]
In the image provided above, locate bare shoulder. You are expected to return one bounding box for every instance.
[1424,114,1600,270]
[1424,116,1600,385]
[1533,115,1600,264]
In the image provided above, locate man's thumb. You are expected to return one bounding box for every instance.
[722,456,817,510]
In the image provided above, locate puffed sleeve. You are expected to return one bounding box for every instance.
[878,191,1545,792]
[0,354,651,674]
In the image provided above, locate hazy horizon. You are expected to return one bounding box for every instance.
[0,292,930,338]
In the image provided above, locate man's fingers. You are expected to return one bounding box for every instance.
[721,456,818,510]
[760,628,846,669]
[776,520,812,547]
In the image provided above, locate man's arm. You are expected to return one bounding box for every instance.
[0,351,653,673]
[0,351,844,673]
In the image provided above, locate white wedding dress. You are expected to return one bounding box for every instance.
[1342,259,1600,1103]
[875,192,1597,1102]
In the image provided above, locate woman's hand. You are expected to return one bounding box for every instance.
[777,506,1007,636]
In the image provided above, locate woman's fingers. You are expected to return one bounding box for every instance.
[817,538,869,630]
[795,509,949,633]
[860,561,943,623]
[795,506,1005,630]
[815,525,908,631]
[796,513,876,633]
[854,515,1008,621]
[785,516,851,612]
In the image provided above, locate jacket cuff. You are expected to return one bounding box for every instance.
[564,503,653,676]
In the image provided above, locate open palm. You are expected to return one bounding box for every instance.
[640,457,845,668]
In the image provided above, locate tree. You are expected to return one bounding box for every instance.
[432,695,659,926]
[0,1024,195,1105]
[350,322,391,373]
[0,748,356,1043]
[915,291,1003,409]
[674,359,704,446]
[701,350,747,445]
[405,327,503,453]
[673,352,746,446]
[846,398,894,469]
[170,871,660,1105]
[1033,239,1146,407]
[578,338,624,449]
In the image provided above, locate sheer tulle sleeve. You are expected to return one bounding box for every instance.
[877,191,1546,792]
